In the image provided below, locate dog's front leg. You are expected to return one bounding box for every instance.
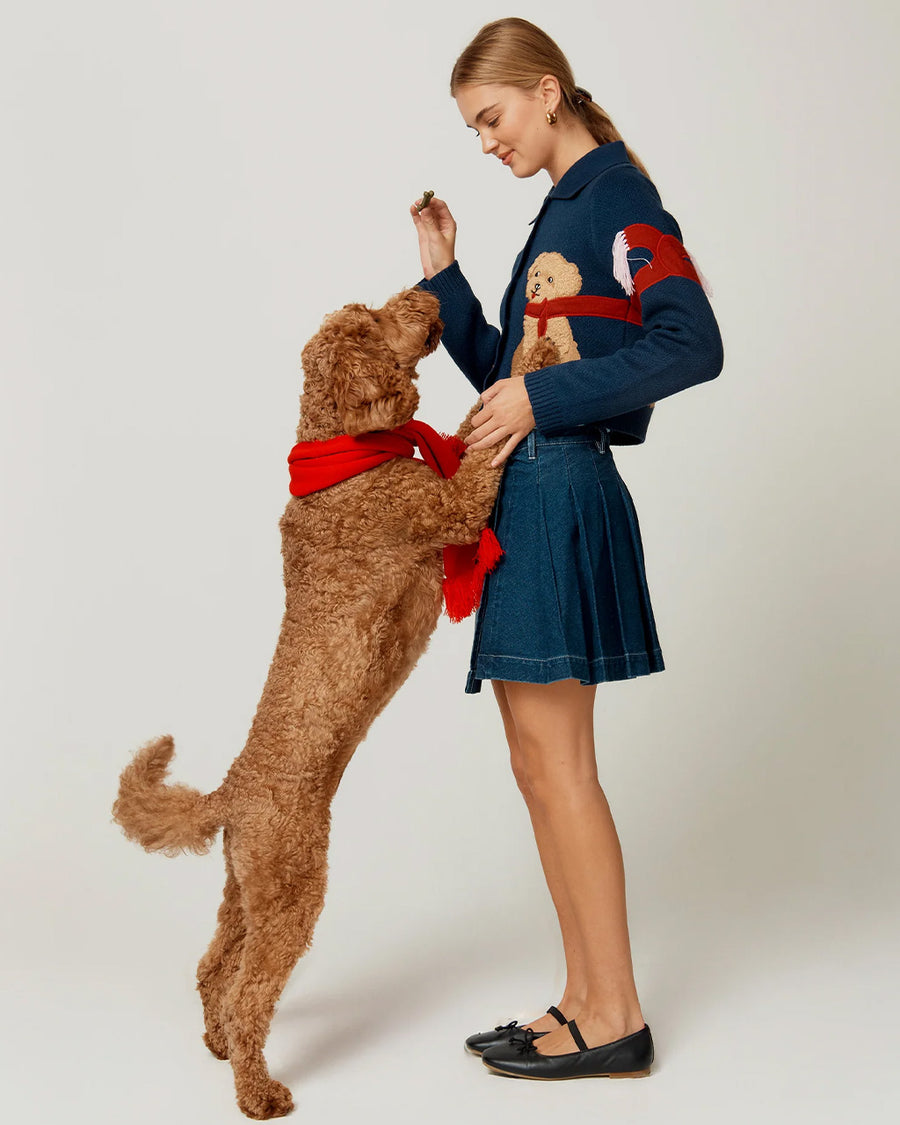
[402,443,503,548]
[453,399,485,443]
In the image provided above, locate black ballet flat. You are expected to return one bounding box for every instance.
[480,1018,654,1079]
[464,1005,567,1056]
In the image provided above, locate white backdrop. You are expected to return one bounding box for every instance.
[2,1,898,1122]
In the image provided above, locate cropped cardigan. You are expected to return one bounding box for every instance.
[414,140,724,445]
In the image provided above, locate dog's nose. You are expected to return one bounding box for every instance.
[423,315,443,355]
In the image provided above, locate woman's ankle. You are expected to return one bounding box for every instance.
[558,994,586,1016]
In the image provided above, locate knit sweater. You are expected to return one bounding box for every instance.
[414,140,724,445]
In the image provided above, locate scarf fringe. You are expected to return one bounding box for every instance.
[613,227,714,300]
[612,229,634,296]
[442,527,504,623]
[688,252,714,299]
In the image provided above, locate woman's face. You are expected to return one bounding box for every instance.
[454,82,556,179]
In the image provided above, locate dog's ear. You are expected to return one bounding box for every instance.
[326,330,388,412]
[315,314,407,434]
[302,304,423,435]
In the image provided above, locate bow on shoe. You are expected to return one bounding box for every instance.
[493,1019,520,1033]
[507,1027,540,1055]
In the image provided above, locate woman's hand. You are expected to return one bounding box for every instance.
[464,379,536,467]
[409,195,457,279]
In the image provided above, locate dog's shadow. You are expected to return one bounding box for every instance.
[274,903,517,1077]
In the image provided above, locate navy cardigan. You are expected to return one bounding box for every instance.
[414,140,724,445]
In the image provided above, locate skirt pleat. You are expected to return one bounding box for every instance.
[464,431,665,694]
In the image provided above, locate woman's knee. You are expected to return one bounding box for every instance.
[512,729,600,804]
[493,678,597,799]
[508,749,533,797]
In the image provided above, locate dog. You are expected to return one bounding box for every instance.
[111,285,505,1118]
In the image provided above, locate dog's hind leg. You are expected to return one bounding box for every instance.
[196,826,246,1060]
[223,826,330,1119]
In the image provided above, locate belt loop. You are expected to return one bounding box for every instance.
[527,431,536,460]
[598,428,608,453]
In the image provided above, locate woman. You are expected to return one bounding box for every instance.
[409,18,723,1081]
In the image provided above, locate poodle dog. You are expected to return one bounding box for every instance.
[111,285,505,1119]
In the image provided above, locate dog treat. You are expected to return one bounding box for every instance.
[415,189,434,213]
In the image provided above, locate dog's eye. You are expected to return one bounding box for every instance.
[373,316,380,322]
[547,275,553,283]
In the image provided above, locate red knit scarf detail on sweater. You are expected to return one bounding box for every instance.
[524,293,644,335]
[286,419,503,622]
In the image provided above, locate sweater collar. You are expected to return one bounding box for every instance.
[529,140,630,222]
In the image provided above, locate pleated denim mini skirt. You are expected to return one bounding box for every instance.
[465,427,666,694]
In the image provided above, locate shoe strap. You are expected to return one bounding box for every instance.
[546,1005,567,1025]
[567,1018,589,1051]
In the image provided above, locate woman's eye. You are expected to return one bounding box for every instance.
[488,118,499,128]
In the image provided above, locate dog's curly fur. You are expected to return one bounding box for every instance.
[111,286,506,1119]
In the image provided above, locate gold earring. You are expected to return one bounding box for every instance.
[546,109,557,125]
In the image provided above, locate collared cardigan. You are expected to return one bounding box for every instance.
[414,140,724,445]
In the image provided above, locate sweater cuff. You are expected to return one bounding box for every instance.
[414,259,470,306]
[523,366,568,434]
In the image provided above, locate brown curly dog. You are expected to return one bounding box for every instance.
[111,285,503,1119]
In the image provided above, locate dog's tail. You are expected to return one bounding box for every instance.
[112,734,223,857]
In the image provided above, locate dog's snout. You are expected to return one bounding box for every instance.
[395,286,441,325]
[405,289,442,353]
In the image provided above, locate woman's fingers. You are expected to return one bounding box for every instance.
[409,205,434,274]
[490,434,521,467]
[414,196,456,238]
[411,196,456,276]
[465,421,509,449]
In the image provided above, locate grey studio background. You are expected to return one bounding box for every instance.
[2,1,898,1122]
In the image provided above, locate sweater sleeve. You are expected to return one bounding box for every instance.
[414,259,501,394]
[523,170,724,435]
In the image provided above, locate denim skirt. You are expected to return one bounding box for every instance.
[465,428,666,694]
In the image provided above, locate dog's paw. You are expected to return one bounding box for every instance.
[203,1029,229,1060]
[522,336,561,372]
[454,399,485,442]
[237,1077,294,1119]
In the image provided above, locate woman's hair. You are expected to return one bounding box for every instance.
[449,17,650,180]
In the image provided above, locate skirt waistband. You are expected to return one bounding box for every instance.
[509,427,610,460]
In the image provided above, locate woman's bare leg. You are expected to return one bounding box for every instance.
[490,679,587,1032]
[497,677,646,1052]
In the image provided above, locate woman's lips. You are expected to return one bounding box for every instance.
[502,150,514,165]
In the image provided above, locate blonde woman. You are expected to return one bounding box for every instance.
[410,17,722,1080]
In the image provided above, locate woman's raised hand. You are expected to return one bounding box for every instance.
[409,195,457,280]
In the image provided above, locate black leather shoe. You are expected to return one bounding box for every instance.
[481,1018,654,1079]
[464,1005,567,1056]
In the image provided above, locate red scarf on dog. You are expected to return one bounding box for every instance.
[287,419,503,622]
